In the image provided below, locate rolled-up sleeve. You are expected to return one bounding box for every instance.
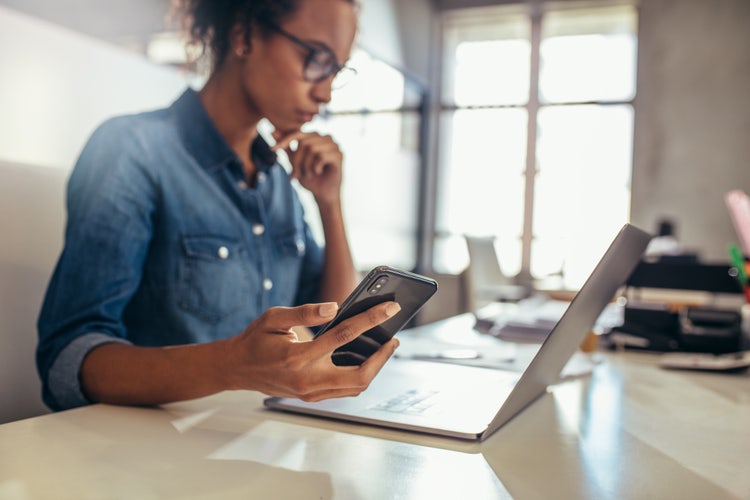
[46,333,131,410]
[37,117,156,411]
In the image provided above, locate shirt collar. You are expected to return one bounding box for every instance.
[251,131,279,168]
[171,88,278,171]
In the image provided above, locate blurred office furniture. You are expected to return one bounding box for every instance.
[0,161,67,424]
[463,235,532,312]
[644,218,699,264]
[607,260,747,353]
[644,218,680,257]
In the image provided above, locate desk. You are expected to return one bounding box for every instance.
[1,315,749,499]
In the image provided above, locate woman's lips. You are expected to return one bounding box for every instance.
[297,110,317,122]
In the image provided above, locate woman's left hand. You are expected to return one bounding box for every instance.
[272,130,344,205]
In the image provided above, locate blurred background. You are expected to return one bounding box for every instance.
[1,0,749,422]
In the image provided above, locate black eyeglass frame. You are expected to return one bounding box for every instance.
[268,25,356,84]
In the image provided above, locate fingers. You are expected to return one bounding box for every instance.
[271,130,305,153]
[360,338,400,376]
[257,303,339,333]
[271,130,342,179]
[295,137,341,177]
[311,302,401,357]
[243,301,401,402]
[291,339,400,402]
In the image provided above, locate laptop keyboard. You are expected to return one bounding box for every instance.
[371,389,440,415]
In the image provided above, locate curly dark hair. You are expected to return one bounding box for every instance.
[173,0,298,68]
[174,0,354,70]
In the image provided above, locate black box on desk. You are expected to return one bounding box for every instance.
[679,307,744,353]
[606,260,748,353]
[613,304,681,351]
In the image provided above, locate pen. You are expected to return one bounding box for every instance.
[728,243,748,284]
[725,190,750,256]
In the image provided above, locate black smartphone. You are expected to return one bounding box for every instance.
[315,266,438,366]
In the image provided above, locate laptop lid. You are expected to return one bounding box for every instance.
[265,224,652,441]
[481,223,652,438]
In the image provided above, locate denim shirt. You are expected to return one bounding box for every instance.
[37,89,324,411]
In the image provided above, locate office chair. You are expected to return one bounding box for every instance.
[463,235,532,311]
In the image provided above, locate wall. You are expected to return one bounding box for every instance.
[0,6,192,170]
[631,0,750,261]
[389,0,437,84]
[356,0,405,72]
[0,6,193,423]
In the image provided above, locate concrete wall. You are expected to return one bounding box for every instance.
[357,0,406,71]
[389,0,437,84]
[631,0,750,261]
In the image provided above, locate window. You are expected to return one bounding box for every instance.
[436,4,637,289]
[275,49,426,272]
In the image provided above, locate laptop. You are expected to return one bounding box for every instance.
[265,224,652,441]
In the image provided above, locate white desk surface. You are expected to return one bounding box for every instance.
[2,314,749,499]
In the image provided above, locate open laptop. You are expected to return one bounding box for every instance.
[265,224,652,441]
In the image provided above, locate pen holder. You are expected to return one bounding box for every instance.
[729,255,750,303]
[580,331,599,353]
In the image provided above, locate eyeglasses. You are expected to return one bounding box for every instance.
[269,25,357,88]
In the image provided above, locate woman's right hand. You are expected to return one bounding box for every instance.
[221,301,401,401]
[271,130,345,207]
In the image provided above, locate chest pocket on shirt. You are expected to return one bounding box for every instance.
[178,235,250,323]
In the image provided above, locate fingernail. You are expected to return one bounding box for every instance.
[318,302,338,317]
[385,302,401,316]
[392,338,400,350]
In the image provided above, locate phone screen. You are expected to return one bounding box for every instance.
[315,266,438,366]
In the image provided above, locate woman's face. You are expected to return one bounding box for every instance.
[241,0,357,133]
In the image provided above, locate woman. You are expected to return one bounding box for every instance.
[36,0,400,411]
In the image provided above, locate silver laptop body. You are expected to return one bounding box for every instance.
[265,224,652,441]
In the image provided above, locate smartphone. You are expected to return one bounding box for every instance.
[315,266,438,366]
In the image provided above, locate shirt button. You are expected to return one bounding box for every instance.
[296,239,305,255]
[252,224,265,236]
[263,279,273,290]
[257,172,267,183]
[236,180,248,190]
[217,246,229,259]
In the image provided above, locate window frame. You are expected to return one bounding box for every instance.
[431,3,638,286]
[313,50,431,274]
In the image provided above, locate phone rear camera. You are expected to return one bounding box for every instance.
[368,275,389,294]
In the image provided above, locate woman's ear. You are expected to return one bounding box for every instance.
[230,23,250,58]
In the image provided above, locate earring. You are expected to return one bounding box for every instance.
[236,47,249,57]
